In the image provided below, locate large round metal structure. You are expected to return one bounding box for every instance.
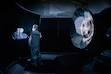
[71,8,94,49]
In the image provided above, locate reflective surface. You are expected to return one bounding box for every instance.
[14,0,110,18]
[71,9,94,49]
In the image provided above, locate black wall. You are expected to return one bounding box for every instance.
[0,1,19,70]
[0,1,40,70]
[87,7,111,55]
[40,18,77,52]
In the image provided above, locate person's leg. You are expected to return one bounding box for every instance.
[30,47,37,66]
[36,48,42,66]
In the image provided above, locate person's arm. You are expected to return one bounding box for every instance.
[40,32,42,38]
[106,27,111,37]
[24,33,29,38]
[28,34,32,46]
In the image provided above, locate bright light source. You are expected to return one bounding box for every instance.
[17,28,24,33]
[12,28,28,40]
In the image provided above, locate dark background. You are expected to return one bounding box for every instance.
[0,0,111,71]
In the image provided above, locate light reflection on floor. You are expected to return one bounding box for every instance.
[7,63,55,74]
[5,53,63,74]
[5,52,96,74]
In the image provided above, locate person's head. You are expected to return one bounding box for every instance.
[32,24,38,31]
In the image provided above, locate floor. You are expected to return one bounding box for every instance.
[3,51,111,74]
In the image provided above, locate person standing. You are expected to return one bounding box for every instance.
[28,24,42,66]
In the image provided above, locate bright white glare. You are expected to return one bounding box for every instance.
[12,28,28,40]
[17,28,24,33]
